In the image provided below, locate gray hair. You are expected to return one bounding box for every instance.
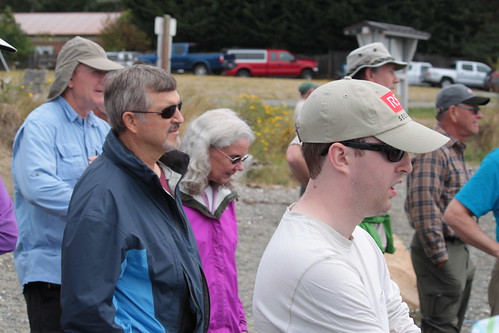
[181,108,255,195]
[104,64,177,135]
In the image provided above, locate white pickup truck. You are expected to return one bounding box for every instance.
[422,60,491,89]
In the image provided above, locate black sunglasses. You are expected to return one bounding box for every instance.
[129,100,182,119]
[321,141,405,162]
[215,148,249,165]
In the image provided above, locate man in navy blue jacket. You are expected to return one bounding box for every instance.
[61,64,209,332]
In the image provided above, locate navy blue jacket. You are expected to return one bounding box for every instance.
[61,131,209,332]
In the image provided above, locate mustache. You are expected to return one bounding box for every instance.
[168,123,180,132]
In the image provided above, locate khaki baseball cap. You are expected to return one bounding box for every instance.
[346,42,407,77]
[0,37,16,53]
[48,36,123,100]
[296,77,449,154]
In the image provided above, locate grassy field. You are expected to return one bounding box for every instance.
[1,71,498,186]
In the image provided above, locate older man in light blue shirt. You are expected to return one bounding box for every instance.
[12,36,122,332]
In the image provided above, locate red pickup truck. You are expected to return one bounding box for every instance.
[224,49,318,79]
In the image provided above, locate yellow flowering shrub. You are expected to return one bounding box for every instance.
[235,94,297,185]
[0,72,49,148]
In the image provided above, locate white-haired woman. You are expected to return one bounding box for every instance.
[181,108,254,333]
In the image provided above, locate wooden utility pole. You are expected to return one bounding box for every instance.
[155,15,177,72]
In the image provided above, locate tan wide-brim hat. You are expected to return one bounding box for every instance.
[296,77,449,154]
[47,36,123,101]
[0,37,16,53]
[346,42,407,77]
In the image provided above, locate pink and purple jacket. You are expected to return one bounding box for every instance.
[182,186,248,333]
[0,176,17,255]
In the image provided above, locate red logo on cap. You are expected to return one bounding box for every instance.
[381,91,403,113]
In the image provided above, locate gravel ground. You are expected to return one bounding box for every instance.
[0,180,495,332]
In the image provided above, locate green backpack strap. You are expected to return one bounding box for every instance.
[359,214,395,254]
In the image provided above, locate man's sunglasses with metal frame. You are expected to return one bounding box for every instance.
[129,100,182,119]
[215,148,249,165]
[457,104,480,114]
[321,141,406,163]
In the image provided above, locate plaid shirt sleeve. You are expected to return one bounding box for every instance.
[405,148,450,265]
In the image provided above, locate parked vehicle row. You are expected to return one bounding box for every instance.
[107,47,497,88]
[109,44,319,78]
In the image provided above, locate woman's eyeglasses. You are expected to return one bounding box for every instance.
[129,100,182,119]
[321,141,406,162]
[215,148,249,165]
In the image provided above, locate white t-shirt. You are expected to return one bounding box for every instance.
[253,208,420,333]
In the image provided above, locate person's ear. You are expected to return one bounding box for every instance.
[122,112,139,134]
[67,75,74,89]
[328,143,350,174]
[447,105,459,123]
[364,67,375,81]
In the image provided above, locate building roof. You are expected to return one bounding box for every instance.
[14,12,121,36]
[344,20,430,40]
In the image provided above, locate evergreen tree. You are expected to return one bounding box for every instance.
[99,9,152,52]
[0,7,33,61]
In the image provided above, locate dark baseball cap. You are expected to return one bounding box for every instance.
[436,84,490,112]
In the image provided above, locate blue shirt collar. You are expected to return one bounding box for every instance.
[55,96,98,127]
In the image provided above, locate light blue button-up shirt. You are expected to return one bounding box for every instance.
[12,96,110,288]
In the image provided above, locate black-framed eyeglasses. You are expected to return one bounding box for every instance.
[129,100,182,119]
[215,148,249,164]
[457,104,480,115]
[321,141,406,163]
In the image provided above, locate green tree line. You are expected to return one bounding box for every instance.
[2,0,499,65]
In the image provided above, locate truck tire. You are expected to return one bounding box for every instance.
[440,77,453,88]
[193,64,208,76]
[236,69,251,77]
[300,69,314,79]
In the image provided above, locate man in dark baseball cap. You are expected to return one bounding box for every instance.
[436,83,490,115]
[11,36,122,332]
[406,82,489,332]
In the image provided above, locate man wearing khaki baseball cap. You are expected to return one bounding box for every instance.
[11,36,122,332]
[253,77,448,332]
